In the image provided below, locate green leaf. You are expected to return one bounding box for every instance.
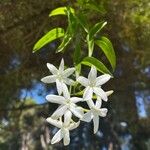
[33,28,65,52]
[81,57,112,75]
[86,34,94,57]
[57,33,72,52]
[76,14,89,33]
[95,36,116,71]
[89,21,107,41]
[49,7,75,17]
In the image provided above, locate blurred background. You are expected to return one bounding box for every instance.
[0,0,150,150]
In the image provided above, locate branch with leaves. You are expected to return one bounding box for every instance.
[33,2,116,146]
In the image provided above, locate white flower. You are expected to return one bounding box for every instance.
[46,85,84,119]
[47,110,80,145]
[41,58,75,95]
[82,99,108,134]
[77,66,111,102]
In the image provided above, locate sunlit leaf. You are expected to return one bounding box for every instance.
[95,36,116,71]
[49,7,75,17]
[81,57,112,75]
[33,28,65,52]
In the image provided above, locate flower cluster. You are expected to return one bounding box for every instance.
[41,58,113,145]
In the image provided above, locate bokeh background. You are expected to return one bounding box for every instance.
[0,0,150,150]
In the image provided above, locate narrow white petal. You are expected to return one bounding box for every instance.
[41,75,56,83]
[106,90,114,96]
[77,76,89,87]
[93,116,99,134]
[70,97,83,103]
[63,68,75,77]
[46,118,62,128]
[64,78,75,85]
[56,79,62,95]
[93,87,108,101]
[83,86,93,100]
[51,130,63,144]
[46,95,65,104]
[62,83,70,99]
[95,96,102,108]
[70,106,83,119]
[47,63,58,75]
[82,111,92,122]
[95,74,111,86]
[64,110,72,127]
[69,121,80,130]
[87,99,94,108]
[97,108,108,117]
[59,58,64,72]
[88,66,97,81]
[63,129,70,146]
[51,105,67,119]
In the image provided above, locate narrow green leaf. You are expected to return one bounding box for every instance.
[86,34,94,57]
[57,33,72,52]
[49,7,75,17]
[81,57,112,75]
[76,14,89,33]
[33,28,65,52]
[89,21,107,41]
[95,36,116,71]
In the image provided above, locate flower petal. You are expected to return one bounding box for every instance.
[64,110,72,127]
[47,63,58,75]
[62,83,70,99]
[41,75,56,83]
[63,67,75,77]
[95,96,102,108]
[46,118,62,128]
[87,99,95,108]
[56,79,63,95]
[70,106,83,119]
[69,121,80,130]
[93,116,99,134]
[83,86,93,100]
[88,66,97,82]
[93,87,108,101]
[95,74,111,86]
[46,95,65,104]
[63,129,70,146]
[82,111,92,122]
[70,97,83,103]
[106,90,114,96]
[97,108,108,117]
[59,58,64,72]
[77,76,89,87]
[64,78,75,85]
[51,105,67,119]
[51,129,63,144]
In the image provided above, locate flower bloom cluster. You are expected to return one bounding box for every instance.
[41,58,113,145]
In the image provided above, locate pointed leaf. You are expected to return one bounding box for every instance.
[89,21,107,41]
[33,28,65,52]
[57,33,72,52]
[49,7,75,17]
[95,36,116,71]
[81,57,112,75]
